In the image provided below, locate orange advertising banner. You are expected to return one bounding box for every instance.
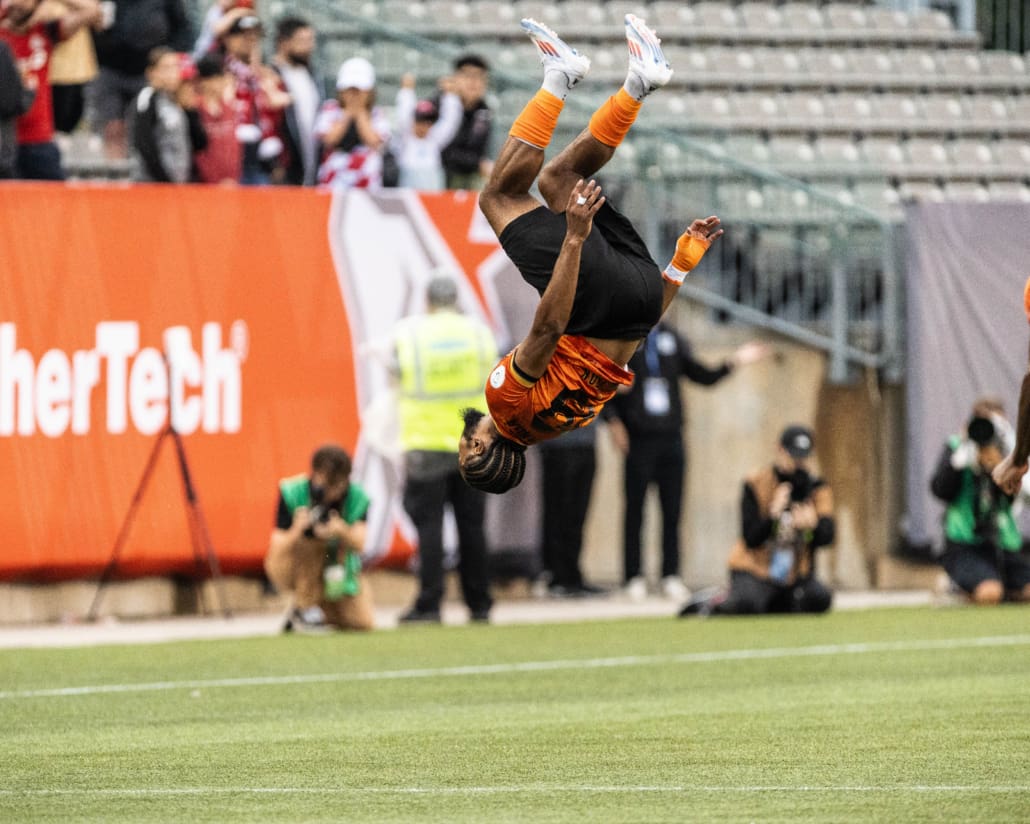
[0,182,542,583]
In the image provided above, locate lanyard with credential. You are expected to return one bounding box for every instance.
[645,330,660,377]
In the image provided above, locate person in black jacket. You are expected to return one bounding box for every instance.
[90,0,192,159]
[0,39,35,178]
[129,47,205,181]
[439,53,492,190]
[607,322,768,600]
[270,15,321,185]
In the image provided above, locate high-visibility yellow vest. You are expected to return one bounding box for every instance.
[395,311,498,452]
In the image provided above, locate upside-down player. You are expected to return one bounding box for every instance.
[458,15,723,493]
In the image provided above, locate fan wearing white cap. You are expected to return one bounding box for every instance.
[313,55,392,189]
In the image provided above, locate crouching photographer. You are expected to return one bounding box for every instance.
[931,401,1030,605]
[681,425,835,616]
[265,444,375,632]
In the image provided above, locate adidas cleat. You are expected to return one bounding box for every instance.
[521,18,591,91]
[625,13,673,92]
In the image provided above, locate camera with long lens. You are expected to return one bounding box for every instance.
[302,485,332,539]
[967,415,996,447]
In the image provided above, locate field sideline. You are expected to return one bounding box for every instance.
[1,606,1028,823]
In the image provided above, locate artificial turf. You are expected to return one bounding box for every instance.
[1,605,1028,823]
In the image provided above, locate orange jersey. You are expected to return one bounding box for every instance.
[1024,276,1030,324]
[485,335,633,446]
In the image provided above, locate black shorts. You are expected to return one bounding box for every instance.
[498,201,664,340]
[941,540,1030,594]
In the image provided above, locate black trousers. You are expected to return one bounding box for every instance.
[715,570,833,615]
[540,443,596,588]
[403,468,492,614]
[623,435,685,581]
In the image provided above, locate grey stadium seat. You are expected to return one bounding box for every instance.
[992,138,1030,176]
[737,2,784,38]
[779,3,826,41]
[753,48,806,88]
[813,136,864,175]
[557,1,609,38]
[800,48,854,87]
[722,135,774,167]
[691,2,741,39]
[964,95,1010,134]
[947,139,997,178]
[986,181,1030,202]
[513,0,563,29]
[868,93,920,134]
[898,181,945,202]
[851,182,903,219]
[1005,96,1030,132]
[823,3,870,37]
[732,92,783,131]
[766,136,817,173]
[859,137,906,175]
[918,94,967,133]
[847,48,898,89]
[866,7,916,43]
[903,137,952,178]
[824,93,875,133]
[778,92,828,132]
[890,49,939,87]
[942,181,991,202]
[646,1,697,38]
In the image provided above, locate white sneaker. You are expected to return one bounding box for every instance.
[624,576,647,602]
[624,14,673,93]
[521,18,591,92]
[661,576,690,602]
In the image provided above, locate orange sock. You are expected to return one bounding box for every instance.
[509,89,564,149]
[588,89,642,148]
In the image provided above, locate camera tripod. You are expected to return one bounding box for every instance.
[87,420,232,622]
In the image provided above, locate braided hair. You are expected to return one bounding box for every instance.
[459,408,527,494]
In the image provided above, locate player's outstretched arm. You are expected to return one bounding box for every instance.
[513,178,604,378]
[659,216,723,315]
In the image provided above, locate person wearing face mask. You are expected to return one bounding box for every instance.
[680,425,835,616]
[270,15,321,186]
[932,399,1030,606]
[265,444,375,632]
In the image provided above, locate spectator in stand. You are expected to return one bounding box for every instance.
[46,0,98,134]
[128,47,204,182]
[440,53,492,190]
[392,71,461,191]
[0,0,98,179]
[220,13,287,185]
[191,0,242,60]
[608,323,769,601]
[266,444,375,633]
[271,15,321,186]
[192,51,238,183]
[90,0,191,160]
[315,56,390,190]
[535,423,607,598]
[0,38,35,177]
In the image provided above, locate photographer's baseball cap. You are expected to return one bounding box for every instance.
[336,56,376,91]
[780,425,814,459]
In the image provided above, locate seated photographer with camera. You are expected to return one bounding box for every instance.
[265,444,375,632]
[681,425,835,616]
[931,400,1030,606]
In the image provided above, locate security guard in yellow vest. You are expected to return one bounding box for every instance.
[395,275,499,624]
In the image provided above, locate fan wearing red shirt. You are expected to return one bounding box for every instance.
[458,18,721,494]
[0,0,98,179]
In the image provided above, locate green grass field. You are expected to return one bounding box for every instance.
[1,606,1029,823]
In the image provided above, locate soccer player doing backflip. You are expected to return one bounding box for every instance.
[458,15,724,493]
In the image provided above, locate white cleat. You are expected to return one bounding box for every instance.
[521,18,591,91]
[625,13,673,92]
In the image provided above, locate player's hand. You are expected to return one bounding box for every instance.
[790,501,818,531]
[684,216,723,248]
[992,453,1029,495]
[565,179,604,242]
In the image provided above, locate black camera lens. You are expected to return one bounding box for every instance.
[967,416,995,447]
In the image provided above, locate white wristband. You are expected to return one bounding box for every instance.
[662,263,689,285]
